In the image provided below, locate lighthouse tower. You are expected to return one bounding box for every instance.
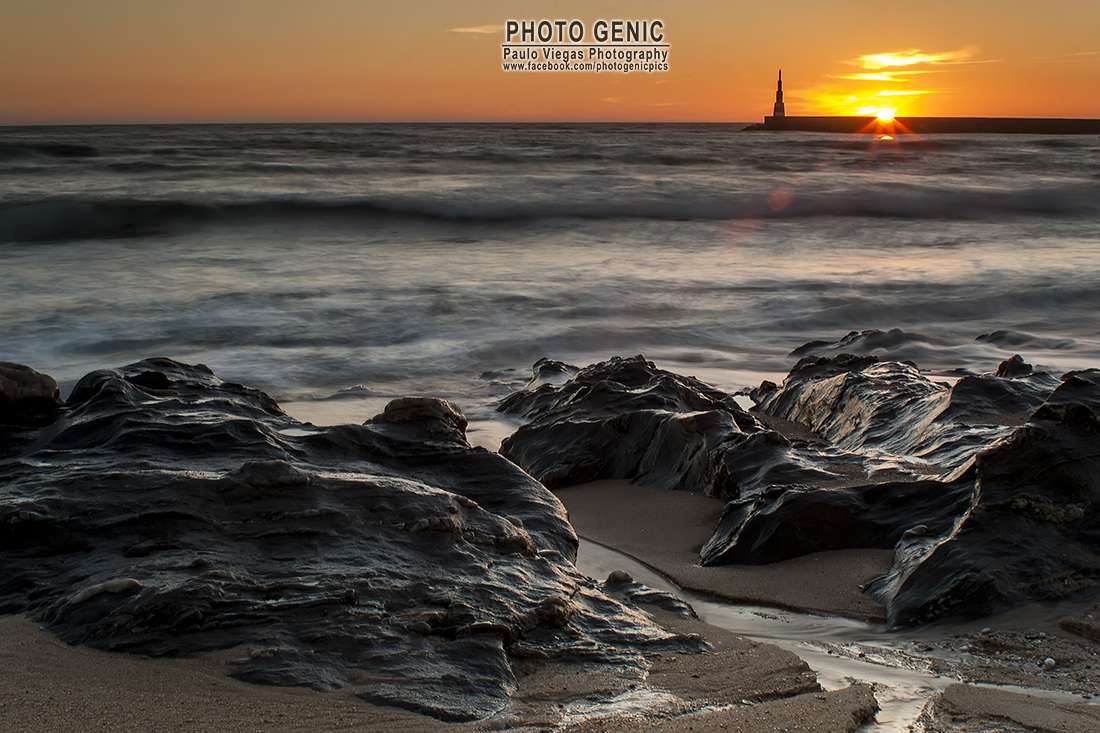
[773,69,786,117]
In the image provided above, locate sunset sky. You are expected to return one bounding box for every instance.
[3,0,1099,124]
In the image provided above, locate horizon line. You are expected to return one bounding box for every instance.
[4,114,1100,127]
[3,119,762,127]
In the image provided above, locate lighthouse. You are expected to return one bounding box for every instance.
[773,69,785,117]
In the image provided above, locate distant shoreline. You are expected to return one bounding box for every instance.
[5,117,1100,129]
[745,115,1100,134]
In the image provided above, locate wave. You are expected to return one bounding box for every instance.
[0,142,99,160]
[3,181,1099,242]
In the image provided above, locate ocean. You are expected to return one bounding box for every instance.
[3,123,1100,437]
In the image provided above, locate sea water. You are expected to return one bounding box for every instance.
[3,123,1099,427]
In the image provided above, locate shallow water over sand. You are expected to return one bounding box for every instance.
[577,538,1098,732]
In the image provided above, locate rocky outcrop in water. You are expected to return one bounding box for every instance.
[500,349,1100,625]
[0,358,705,722]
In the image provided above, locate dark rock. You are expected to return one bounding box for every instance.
[995,354,1033,378]
[936,366,1059,427]
[0,358,704,722]
[701,478,972,566]
[499,355,839,498]
[789,328,932,359]
[977,329,1076,350]
[499,349,1100,627]
[0,362,61,428]
[754,353,1056,469]
[733,353,1094,623]
[602,573,698,618]
[527,357,580,388]
[368,396,469,445]
[868,369,1100,625]
[786,329,963,370]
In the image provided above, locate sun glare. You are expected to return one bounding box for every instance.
[876,107,897,122]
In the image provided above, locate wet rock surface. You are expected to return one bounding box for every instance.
[601,570,698,619]
[500,346,1100,626]
[499,355,854,499]
[747,354,1100,624]
[0,361,61,428]
[0,358,706,722]
[869,367,1100,625]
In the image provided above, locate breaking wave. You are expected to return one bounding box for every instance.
[0,142,100,160]
[4,181,1099,242]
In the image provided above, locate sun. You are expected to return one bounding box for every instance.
[876,107,897,122]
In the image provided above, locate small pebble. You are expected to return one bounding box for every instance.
[1043,657,1057,669]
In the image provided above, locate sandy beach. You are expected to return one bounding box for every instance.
[0,609,881,733]
[0,615,441,733]
[557,480,893,621]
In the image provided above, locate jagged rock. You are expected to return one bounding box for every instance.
[499,355,843,498]
[753,353,1057,469]
[995,354,1033,378]
[0,362,61,428]
[527,357,579,388]
[726,354,1098,623]
[936,358,1059,427]
[602,572,698,618]
[701,477,972,566]
[369,396,469,444]
[499,349,1099,627]
[0,358,704,722]
[868,369,1100,625]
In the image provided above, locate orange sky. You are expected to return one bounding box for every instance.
[2,0,1098,123]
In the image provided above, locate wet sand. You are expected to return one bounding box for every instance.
[0,611,874,732]
[923,684,1100,732]
[556,480,893,621]
[0,615,443,732]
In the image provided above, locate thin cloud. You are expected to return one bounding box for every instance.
[602,96,626,104]
[1039,50,1098,62]
[830,70,938,82]
[797,46,991,115]
[448,24,504,35]
[855,49,988,70]
[876,90,936,97]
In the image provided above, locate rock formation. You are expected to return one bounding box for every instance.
[0,361,61,428]
[500,349,1100,626]
[867,368,1100,624]
[499,355,843,499]
[0,358,705,722]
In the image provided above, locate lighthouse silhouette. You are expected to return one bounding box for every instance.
[773,69,785,117]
